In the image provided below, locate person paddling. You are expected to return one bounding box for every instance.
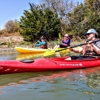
[68,29,100,60]
[54,34,70,49]
[35,36,48,49]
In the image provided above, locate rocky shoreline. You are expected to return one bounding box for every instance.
[0,48,17,54]
[0,36,24,54]
[0,36,24,48]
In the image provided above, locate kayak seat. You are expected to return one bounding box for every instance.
[65,56,96,60]
[20,59,34,63]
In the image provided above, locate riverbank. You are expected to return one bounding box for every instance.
[0,35,85,54]
[0,36,24,48]
[0,36,24,54]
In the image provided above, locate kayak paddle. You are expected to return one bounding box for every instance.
[43,39,100,56]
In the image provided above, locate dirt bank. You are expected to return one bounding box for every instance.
[0,36,23,42]
[0,36,24,48]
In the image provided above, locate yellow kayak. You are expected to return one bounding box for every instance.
[15,47,70,54]
[15,47,47,54]
[16,49,70,60]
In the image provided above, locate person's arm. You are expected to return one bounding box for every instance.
[91,41,100,54]
[68,47,83,53]
[62,39,70,46]
[35,40,41,46]
[35,41,46,46]
[70,47,83,53]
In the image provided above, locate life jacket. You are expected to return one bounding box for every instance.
[40,40,48,49]
[82,42,99,56]
[62,38,70,46]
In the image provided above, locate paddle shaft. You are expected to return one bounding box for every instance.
[55,39,100,52]
[70,39,100,48]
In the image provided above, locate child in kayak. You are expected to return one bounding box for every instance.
[35,36,48,49]
[54,34,70,49]
[68,29,100,60]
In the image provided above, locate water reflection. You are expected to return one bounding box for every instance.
[86,72,100,89]
[0,67,100,100]
[16,53,44,60]
[0,52,100,100]
[0,67,100,88]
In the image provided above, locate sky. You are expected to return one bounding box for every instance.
[0,0,84,30]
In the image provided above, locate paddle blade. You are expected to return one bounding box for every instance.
[60,49,70,54]
[58,33,62,40]
[43,50,55,56]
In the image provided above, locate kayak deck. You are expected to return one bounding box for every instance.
[15,47,47,53]
[0,57,100,74]
[15,47,70,54]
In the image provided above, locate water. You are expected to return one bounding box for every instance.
[0,52,100,100]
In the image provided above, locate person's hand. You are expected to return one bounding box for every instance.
[86,41,94,46]
[38,40,41,43]
[67,46,73,51]
[87,41,92,44]
[62,43,67,46]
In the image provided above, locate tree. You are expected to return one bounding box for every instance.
[66,3,86,36]
[19,3,61,42]
[65,0,100,38]
[85,0,100,12]
[41,0,75,33]
[83,0,100,36]
[4,20,20,33]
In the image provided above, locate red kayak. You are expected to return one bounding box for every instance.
[0,57,100,74]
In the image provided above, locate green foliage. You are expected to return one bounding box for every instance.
[7,42,12,47]
[66,0,100,38]
[1,0,100,40]
[0,42,7,45]
[4,20,20,33]
[19,3,61,42]
[66,3,86,36]
[20,41,30,45]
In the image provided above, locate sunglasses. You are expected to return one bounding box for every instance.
[86,33,91,36]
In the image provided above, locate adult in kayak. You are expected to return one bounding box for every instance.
[35,36,48,49]
[54,34,71,49]
[68,29,100,60]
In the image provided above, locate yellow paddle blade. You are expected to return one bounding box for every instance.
[60,49,70,54]
[43,48,70,57]
[58,33,62,40]
[43,50,55,56]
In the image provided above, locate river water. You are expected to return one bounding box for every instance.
[0,52,100,100]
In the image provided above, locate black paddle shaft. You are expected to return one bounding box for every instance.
[71,39,100,48]
[55,39,100,52]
